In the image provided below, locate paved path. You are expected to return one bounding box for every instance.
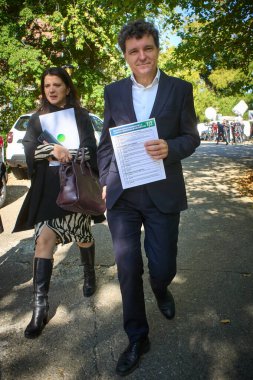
[0,142,253,380]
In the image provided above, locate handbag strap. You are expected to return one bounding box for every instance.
[73,148,94,177]
[59,163,72,187]
[74,148,86,163]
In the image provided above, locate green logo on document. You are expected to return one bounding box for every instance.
[57,134,65,143]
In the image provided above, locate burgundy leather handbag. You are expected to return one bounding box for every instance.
[56,150,106,216]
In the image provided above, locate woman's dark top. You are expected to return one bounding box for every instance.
[13,104,97,232]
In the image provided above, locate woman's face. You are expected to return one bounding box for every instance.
[44,75,70,108]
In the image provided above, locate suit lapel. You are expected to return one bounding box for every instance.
[150,71,171,118]
[121,77,137,122]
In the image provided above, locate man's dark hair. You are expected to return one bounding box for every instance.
[118,19,159,53]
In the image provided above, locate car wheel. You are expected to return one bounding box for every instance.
[0,177,7,208]
[11,167,28,180]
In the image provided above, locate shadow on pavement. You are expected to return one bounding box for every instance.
[0,143,253,379]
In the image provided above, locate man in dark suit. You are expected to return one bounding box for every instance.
[97,20,200,376]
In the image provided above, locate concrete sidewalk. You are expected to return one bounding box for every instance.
[0,142,253,380]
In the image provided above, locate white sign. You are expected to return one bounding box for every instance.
[109,118,166,189]
[232,100,248,116]
[205,107,216,120]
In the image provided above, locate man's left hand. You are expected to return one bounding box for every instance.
[144,139,169,160]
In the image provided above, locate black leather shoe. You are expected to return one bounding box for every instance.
[116,337,150,376]
[155,289,175,319]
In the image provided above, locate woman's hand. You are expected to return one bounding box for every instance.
[52,144,72,163]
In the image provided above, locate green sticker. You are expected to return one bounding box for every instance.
[57,134,65,142]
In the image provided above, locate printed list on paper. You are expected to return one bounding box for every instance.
[109,118,166,189]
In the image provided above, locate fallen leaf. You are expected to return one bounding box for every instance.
[234,170,253,198]
[241,273,251,277]
[220,319,231,324]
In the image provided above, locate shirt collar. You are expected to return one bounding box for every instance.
[131,68,160,89]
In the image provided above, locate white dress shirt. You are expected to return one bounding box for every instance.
[131,69,160,122]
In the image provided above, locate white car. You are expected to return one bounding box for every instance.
[6,112,103,180]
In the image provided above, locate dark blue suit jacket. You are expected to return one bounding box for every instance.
[97,70,200,213]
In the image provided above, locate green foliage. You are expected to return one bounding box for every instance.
[160,46,253,122]
[169,1,252,64]
[0,0,165,136]
[0,0,252,136]
[159,1,253,121]
[171,1,252,90]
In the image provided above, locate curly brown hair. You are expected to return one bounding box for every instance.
[118,19,159,53]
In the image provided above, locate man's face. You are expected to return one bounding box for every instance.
[124,34,159,83]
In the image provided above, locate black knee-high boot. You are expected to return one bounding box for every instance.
[79,244,96,297]
[24,258,53,339]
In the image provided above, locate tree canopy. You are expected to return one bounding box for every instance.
[171,1,253,97]
[0,0,252,134]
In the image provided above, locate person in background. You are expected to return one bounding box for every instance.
[216,121,228,145]
[212,122,218,141]
[13,67,99,339]
[223,120,230,144]
[230,122,236,144]
[97,20,200,376]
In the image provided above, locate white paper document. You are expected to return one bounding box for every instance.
[39,108,79,149]
[109,118,166,189]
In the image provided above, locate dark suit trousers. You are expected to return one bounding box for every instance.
[107,185,180,343]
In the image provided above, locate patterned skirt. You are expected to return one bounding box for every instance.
[34,213,93,245]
